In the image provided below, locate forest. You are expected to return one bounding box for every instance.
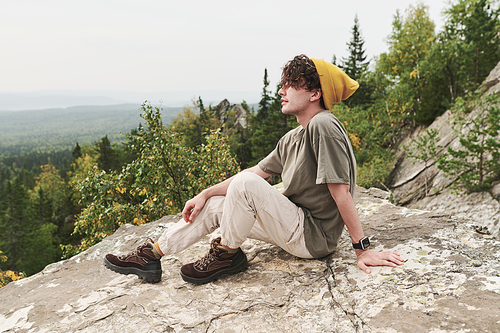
[1,0,500,287]
[0,104,183,155]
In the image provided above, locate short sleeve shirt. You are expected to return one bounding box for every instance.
[258,110,357,258]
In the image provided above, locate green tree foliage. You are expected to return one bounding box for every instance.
[420,0,500,123]
[198,96,211,145]
[96,135,116,172]
[443,0,500,94]
[0,178,33,272]
[331,103,394,188]
[20,222,59,275]
[0,166,69,276]
[438,91,500,192]
[169,105,204,149]
[64,102,240,256]
[340,15,372,107]
[32,164,75,245]
[403,128,442,196]
[257,68,272,120]
[378,4,436,124]
[0,250,26,288]
[341,15,368,79]
[72,143,82,161]
[249,83,298,170]
[226,101,254,169]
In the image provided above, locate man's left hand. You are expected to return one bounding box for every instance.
[355,249,403,274]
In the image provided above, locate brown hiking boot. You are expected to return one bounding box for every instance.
[103,238,162,283]
[180,237,248,284]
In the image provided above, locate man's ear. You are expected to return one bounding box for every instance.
[310,89,322,103]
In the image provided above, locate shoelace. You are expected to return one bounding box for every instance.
[195,242,222,269]
[119,238,154,260]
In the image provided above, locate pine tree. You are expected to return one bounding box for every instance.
[0,178,33,272]
[72,143,82,161]
[341,15,371,106]
[257,69,271,120]
[96,135,115,172]
[341,15,368,80]
[331,54,338,66]
[438,92,500,192]
[441,0,500,96]
[198,96,209,145]
[249,84,298,170]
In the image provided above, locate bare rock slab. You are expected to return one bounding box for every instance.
[1,188,499,332]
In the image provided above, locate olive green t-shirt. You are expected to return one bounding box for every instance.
[258,110,357,258]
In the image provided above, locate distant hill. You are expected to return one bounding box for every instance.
[0,104,183,154]
[0,90,260,111]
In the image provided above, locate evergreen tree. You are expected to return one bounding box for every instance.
[257,69,271,120]
[331,54,338,66]
[96,135,115,172]
[198,96,209,145]
[33,188,53,228]
[438,92,500,192]
[341,15,369,80]
[249,84,298,170]
[440,0,500,96]
[20,222,59,275]
[0,178,33,272]
[72,143,82,161]
[341,15,371,107]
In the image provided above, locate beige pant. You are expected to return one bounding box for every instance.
[157,172,313,259]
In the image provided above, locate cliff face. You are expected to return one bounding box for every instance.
[388,61,500,237]
[1,187,499,333]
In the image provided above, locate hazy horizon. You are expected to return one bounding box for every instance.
[0,89,261,111]
[1,1,448,96]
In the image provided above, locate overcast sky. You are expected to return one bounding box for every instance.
[1,0,449,96]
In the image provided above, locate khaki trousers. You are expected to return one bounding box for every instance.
[157,172,313,259]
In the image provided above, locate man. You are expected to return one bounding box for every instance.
[104,54,403,284]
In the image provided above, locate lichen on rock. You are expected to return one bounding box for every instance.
[1,187,499,332]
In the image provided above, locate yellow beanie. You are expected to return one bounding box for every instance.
[311,58,359,109]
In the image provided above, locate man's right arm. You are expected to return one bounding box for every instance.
[181,165,271,223]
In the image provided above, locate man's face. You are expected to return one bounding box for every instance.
[278,84,316,116]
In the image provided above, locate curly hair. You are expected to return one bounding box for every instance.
[280,54,325,108]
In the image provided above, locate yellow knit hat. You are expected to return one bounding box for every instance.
[311,58,359,109]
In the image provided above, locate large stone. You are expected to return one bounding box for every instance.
[388,61,500,236]
[216,99,248,128]
[1,187,499,332]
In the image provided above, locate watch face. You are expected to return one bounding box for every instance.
[361,237,370,249]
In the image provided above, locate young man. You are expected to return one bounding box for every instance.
[104,54,403,284]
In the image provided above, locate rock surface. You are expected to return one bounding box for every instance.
[388,61,500,237]
[1,187,499,333]
[216,99,248,129]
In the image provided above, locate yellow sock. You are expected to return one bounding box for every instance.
[152,242,164,258]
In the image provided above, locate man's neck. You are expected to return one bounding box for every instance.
[295,106,325,127]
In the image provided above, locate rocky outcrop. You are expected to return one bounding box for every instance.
[388,62,500,237]
[1,187,499,332]
[216,99,248,128]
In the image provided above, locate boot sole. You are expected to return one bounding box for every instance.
[103,257,162,283]
[180,254,248,285]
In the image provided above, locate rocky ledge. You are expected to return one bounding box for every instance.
[1,187,499,332]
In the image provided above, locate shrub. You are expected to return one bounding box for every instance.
[63,102,240,257]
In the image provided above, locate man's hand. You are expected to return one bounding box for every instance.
[355,249,404,274]
[181,192,207,223]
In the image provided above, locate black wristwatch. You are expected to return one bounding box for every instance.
[352,236,370,250]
